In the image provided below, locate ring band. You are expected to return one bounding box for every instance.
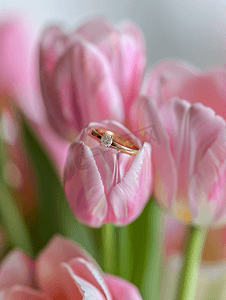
[89,129,140,156]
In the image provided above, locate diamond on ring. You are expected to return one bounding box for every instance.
[100,133,113,147]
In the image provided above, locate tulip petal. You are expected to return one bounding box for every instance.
[66,257,112,300]
[40,25,66,76]
[36,235,93,294]
[62,262,106,300]
[189,127,226,226]
[76,17,146,118]
[0,250,35,289]
[51,39,124,138]
[109,142,152,225]
[174,70,226,121]
[131,96,177,210]
[76,17,146,115]
[116,21,146,113]
[105,274,143,300]
[143,60,198,107]
[143,60,226,121]
[75,17,114,43]
[49,262,84,300]
[159,99,225,173]
[96,21,145,116]
[64,141,107,227]
[39,26,71,138]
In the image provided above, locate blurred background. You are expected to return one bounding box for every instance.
[0,1,226,299]
[1,0,226,69]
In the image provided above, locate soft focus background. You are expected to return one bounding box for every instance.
[1,0,226,69]
[1,1,226,299]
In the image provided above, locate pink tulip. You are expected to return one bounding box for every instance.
[39,17,145,140]
[139,60,226,226]
[64,120,153,227]
[131,95,226,226]
[0,235,143,299]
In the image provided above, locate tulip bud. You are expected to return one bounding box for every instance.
[64,120,153,227]
[39,17,146,140]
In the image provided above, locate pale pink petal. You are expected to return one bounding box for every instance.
[64,141,107,227]
[66,257,112,300]
[39,25,73,138]
[142,59,198,107]
[109,142,152,225]
[116,21,146,114]
[75,17,114,43]
[41,261,84,300]
[76,17,145,119]
[46,38,124,139]
[0,250,35,289]
[130,96,177,210]
[159,99,225,174]
[40,43,72,139]
[143,61,226,122]
[39,25,67,77]
[96,21,145,117]
[174,70,226,121]
[69,40,124,128]
[36,235,93,293]
[105,274,143,300]
[61,262,106,300]
[189,128,226,226]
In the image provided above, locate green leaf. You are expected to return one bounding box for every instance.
[22,117,98,258]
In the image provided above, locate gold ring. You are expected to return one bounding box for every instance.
[89,128,140,156]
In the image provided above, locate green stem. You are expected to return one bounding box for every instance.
[177,225,207,300]
[140,198,162,300]
[118,225,133,281]
[102,223,117,274]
